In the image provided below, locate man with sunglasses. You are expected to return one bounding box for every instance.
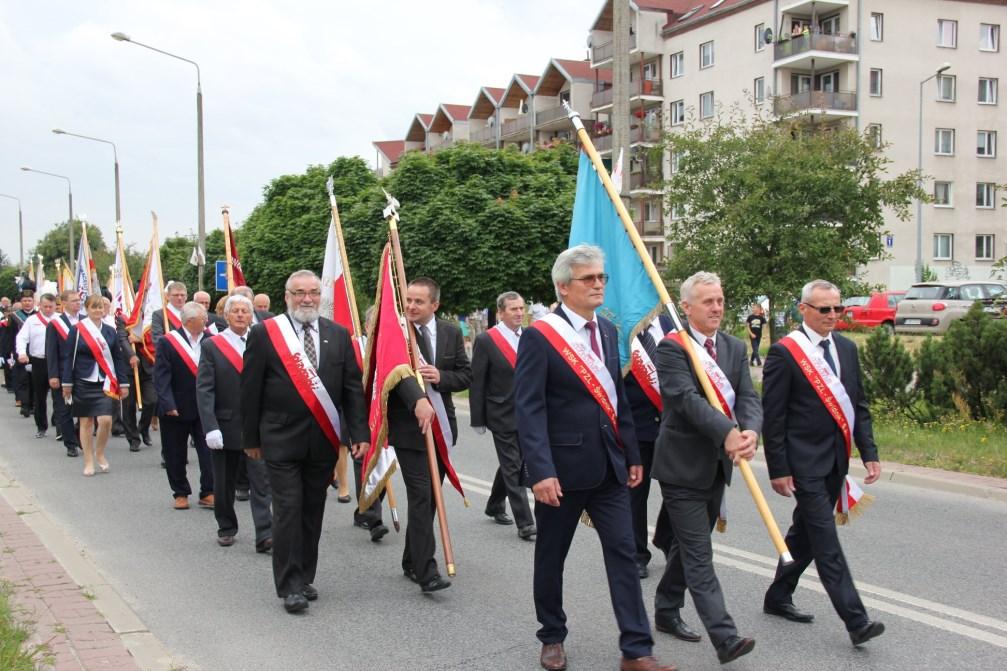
[762,279,884,647]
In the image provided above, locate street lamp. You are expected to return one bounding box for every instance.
[20,167,74,269]
[112,31,205,290]
[52,129,121,226]
[915,62,952,283]
[0,193,24,268]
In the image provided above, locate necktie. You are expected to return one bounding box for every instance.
[240,336,245,343]
[820,339,837,376]
[585,321,601,358]
[419,324,434,363]
[302,323,318,368]
[704,337,717,362]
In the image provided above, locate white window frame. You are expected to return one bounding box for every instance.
[976,183,996,208]
[980,23,1000,52]
[700,91,714,119]
[819,71,838,93]
[755,23,765,51]
[671,151,683,174]
[867,124,883,148]
[644,200,661,222]
[670,51,684,78]
[869,69,883,97]
[977,130,997,157]
[754,77,765,103]
[700,41,715,69]
[937,74,956,102]
[978,77,998,104]
[870,13,884,41]
[671,99,685,125]
[935,128,955,155]
[819,14,840,35]
[643,61,659,81]
[976,234,995,261]
[670,203,684,221]
[933,233,953,261]
[933,181,953,207]
[938,19,957,48]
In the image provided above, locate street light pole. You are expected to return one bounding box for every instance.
[916,63,952,283]
[0,193,23,268]
[52,129,120,225]
[112,31,205,290]
[20,167,74,270]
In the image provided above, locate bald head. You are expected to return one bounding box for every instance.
[254,293,270,312]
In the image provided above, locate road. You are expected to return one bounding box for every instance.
[0,398,1004,671]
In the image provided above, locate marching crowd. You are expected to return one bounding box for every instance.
[0,244,886,671]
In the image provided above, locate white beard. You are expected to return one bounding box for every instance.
[289,305,320,324]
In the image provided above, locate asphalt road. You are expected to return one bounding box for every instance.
[0,397,1004,671]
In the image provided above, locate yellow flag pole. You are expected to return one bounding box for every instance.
[151,213,170,336]
[564,103,792,565]
[222,206,235,292]
[116,224,142,411]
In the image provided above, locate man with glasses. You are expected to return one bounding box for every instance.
[762,279,884,647]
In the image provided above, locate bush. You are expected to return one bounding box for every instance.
[861,326,916,412]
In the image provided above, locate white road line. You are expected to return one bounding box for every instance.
[455,470,1007,648]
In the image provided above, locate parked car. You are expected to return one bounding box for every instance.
[894,280,1007,334]
[836,291,906,332]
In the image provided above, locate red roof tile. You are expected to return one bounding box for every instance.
[373,140,406,164]
[663,0,771,33]
[441,104,472,122]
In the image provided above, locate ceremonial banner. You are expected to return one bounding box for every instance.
[568,151,661,371]
[221,207,246,289]
[320,179,364,368]
[74,221,101,302]
[126,222,167,364]
[110,229,135,320]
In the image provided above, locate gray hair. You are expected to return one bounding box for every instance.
[180,301,207,323]
[165,281,187,295]
[680,271,721,303]
[224,294,253,315]
[801,279,840,303]
[285,270,320,292]
[496,291,524,311]
[552,244,605,301]
[230,285,254,300]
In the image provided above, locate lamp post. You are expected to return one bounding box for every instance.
[52,129,121,226]
[112,31,205,290]
[0,193,24,268]
[20,168,73,269]
[916,62,952,283]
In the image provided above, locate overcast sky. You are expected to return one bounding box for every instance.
[0,0,592,263]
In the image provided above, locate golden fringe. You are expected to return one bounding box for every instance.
[620,303,665,376]
[579,511,594,528]
[463,497,471,508]
[834,493,875,526]
[716,517,727,533]
[356,363,414,512]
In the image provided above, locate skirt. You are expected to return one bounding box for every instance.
[71,380,116,418]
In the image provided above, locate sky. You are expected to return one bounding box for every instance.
[0,0,593,264]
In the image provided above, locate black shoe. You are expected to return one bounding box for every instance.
[763,602,815,623]
[655,615,702,642]
[55,433,62,441]
[637,562,649,579]
[302,584,318,601]
[66,447,79,458]
[256,538,273,554]
[235,489,250,501]
[849,621,885,647]
[141,430,152,446]
[518,524,537,540]
[420,576,451,593]
[716,635,755,664]
[111,430,125,437]
[283,593,308,613]
[403,568,419,584]
[129,441,141,452]
[20,409,31,418]
[354,519,374,531]
[217,535,235,547]
[486,511,513,525]
[34,430,46,439]
[337,494,352,503]
[370,524,389,542]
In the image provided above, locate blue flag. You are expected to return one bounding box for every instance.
[568,152,661,370]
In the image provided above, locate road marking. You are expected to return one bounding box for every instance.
[455,470,1007,649]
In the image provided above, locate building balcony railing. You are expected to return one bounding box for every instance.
[591,79,663,108]
[591,34,637,65]
[773,89,857,116]
[500,115,531,138]
[630,170,663,191]
[774,32,857,60]
[635,218,664,237]
[535,105,570,127]
[471,125,497,143]
[589,122,662,153]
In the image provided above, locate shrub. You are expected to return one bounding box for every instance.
[861,326,916,412]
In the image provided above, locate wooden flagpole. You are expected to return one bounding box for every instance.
[151,213,170,336]
[222,206,235,291]
[116,224,142,410]
[564,103,793,565]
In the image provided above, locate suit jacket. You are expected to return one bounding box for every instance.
[253,309,274,324]
[387,318,472,451]
[196,335,243,450]
[153,329,204,420]
[514,305,640,491]
[762,329,878,480]
[150,307,181,345]
[241,316,368,462]
[652,329,762,489]
[45,314,79,380]
[207,313,227,333]
[469,328,518,434]
[59,320,130,388]
[624,314,674,443]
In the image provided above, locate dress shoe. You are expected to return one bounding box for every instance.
[173,496,190,510]
[302,584,318,601]
[198,494,215,509]
[256,538,273,554]
[370,524,389,542]
[540,642,567,671]
[337,494,352,503]
[518,524,537,540]
[716,635,755,664]
[34,430,46,439]
[111,429,125,437]
[763,601,815,623]
[55,432,62,441]
[655,615,702,642]
[637,562,649,579]
[849,620,885,646]
[486,510,513,525]
[403,568,419,583]
[420,576,451,593]
[354,519,374,530]
[217,535,235,547]
[129,441,141,452]
[619,655,678,671]
[283,593,309,614]
[66,447,79,458]
[140,430,152,446]
[235,489,250,501]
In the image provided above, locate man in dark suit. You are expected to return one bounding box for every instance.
[470,291,534,539]
[762,279,884,647]
[194,290,226,333]
[386,277,470,593]
[651,272,758,664]
[241,270,369,614]
[46,290,82,456]
[150,281,187,345]
[11,291,36,417]
[515,245,675,671]
[154,301,214,511]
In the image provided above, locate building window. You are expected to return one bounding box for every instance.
[700,91,714,119]
[938,19,957,48]
[671,151,683,174]
[700,41,714,69]
[980,23,1000,52]
[867,124,883,148]
[977,183,996,208]
[869,69,883,96]
[647,244,663,265]
[934,181,953,207]
[755,23,765,51]
[670,203,684,220]
[933,234,953,261]
[977,130,997,157]
[976,235,995,260]
[670,51,684,78]
[870,13,884,41]
[644,200,661,222]
[819,14,840,35]
[671,100,685,125]
[978,78,998,104]
[754,77,765,103]
[937,74,956,101]
[935,128,955,155]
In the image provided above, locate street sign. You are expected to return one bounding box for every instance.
[215,260,228,292]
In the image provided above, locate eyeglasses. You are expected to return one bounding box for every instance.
[288,289,321,299]
[803,303,845,315]
[571,273,609,285]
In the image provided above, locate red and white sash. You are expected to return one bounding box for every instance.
[77,319,121,398]
[416,348,456,455]
[51,314,70,340]
[487,323,519,369]
[210,333,243,373]
[166,330,200,377]
[165,304,183,329]
[664,331,736,419]
[531,312,620,440]
[628,318,667,411]
[34,313,51,329]
[262,316,342,449]
[779,330,865,521]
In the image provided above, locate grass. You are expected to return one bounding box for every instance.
[0,580,53,671]
[871,413,1007,479]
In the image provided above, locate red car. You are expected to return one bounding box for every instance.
[836,291,906,332]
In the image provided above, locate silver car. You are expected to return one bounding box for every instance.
[895,280,1007,334]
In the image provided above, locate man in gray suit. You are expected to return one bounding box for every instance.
[651,272,759,665]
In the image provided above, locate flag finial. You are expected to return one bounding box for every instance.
[382,189,400,223]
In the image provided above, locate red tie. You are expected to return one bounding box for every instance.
[585,321,601,358]
[704,337,717,362]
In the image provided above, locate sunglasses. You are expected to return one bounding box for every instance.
[803,302,845,315]
[570,273,609,285]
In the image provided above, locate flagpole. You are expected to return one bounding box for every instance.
[565,103,792,565]
[222,206,235,291]
[116,224,143,411]
[383,192,457,577]
[151,213,170,336]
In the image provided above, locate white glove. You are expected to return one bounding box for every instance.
[25,363,32,373]
[205,430,224,450]
[472,426,487,435]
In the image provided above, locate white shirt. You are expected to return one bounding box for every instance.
[688,325,717,356]
[183,329,205,365]
[561,304,601,357]
[220,328,248,357]
[495,323,522,353]
[802,327,841,378]
[414,316,437,361]
[15,312,51,358]
[79,319,107,383]
[291,317,321,366]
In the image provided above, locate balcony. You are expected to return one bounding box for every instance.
[773,32,858,70]
[592,79,663,111]
[636,217,664,237]
[774,90,858,120]
[591,33,637,67]
[590,123,662,155]
[630,169,663,192]
[780,0,849,14]
[471,125,497,145]
[535,104,571,131]
[499,115,531,139]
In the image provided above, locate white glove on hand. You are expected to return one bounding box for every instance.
[472,426,487,435]
[206,430,224,450]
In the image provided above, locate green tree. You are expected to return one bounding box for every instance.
[861,326,918,416]
[159,228,226,303]
[659,114,923,340]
